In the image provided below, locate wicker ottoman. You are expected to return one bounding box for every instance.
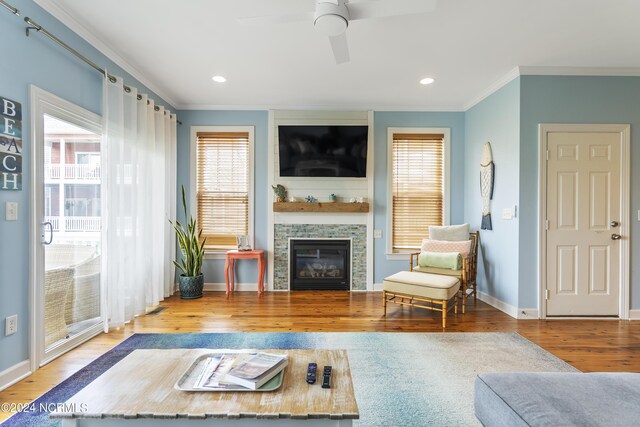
[383,271,460,328]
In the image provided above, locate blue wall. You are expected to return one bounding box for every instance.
[464,79,521,307]
[373,111,466,283]
[519,76,640,309]
[0,0,173,373]
[175,110,269,284]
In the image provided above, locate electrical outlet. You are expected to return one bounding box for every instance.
[6,315,17,336]
[373,229,382,238]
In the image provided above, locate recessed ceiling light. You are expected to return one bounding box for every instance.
[212,75,226,83]
[420,77,435,85]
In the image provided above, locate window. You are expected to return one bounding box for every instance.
[193,128,254,252]
[387,128,450,255]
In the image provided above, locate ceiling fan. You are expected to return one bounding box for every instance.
[240,0,437,64]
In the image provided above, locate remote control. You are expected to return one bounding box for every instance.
[321,365,332,388]
[306,363,317,384]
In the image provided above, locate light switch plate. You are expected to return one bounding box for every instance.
[6,202,17,221]
[373,229,382,238]
[502,208,514,220]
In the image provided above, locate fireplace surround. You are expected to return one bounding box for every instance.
[273,224,366,291]
[289,239,350,290]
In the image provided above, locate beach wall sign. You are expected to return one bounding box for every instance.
[0,95,22,190]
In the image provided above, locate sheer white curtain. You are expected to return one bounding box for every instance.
[102,74,176,330]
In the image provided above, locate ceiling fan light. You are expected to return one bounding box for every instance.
[212,75,227,83]
[315,14,348,37]
[420,77,435,85]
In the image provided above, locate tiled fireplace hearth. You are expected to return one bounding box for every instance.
[274,224,367,290]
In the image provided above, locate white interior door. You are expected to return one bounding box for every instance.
[544,126,628,317]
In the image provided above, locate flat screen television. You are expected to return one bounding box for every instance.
[278,125,368,177]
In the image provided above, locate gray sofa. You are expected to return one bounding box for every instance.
[475,372,640,427]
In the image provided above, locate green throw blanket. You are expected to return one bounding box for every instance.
[418,251,462,270]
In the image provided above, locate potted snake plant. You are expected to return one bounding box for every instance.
[170,185,206,299]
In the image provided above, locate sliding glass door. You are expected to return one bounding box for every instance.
[31,87,104,366]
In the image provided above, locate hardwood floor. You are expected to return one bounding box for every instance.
[1,291,639,422]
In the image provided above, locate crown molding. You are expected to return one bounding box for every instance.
[176,103,465,112]
[34,0,178,110]
[464,66,640,111]
[463,67,520,111]
[518,66,640,76]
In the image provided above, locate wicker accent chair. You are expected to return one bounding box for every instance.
[44,267,74,347]
[65,255,101,325]
[410,231,479,313]
[45,244,97,270]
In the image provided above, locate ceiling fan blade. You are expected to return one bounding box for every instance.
[329,33,350,64]
[348,0,437,21]
[238,12,313,26]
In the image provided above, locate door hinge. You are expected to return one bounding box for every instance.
[545,289,550,300]
[546,150,550,161]
[545,220,549,230]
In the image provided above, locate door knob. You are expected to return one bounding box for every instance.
[610,221,619,227]
[611,234,622,240]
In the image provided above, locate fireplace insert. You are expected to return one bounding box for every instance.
[289,239,350,290]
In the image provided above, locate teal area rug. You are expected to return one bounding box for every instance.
[3,332,577,427]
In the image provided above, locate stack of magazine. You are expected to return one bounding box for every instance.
[192,352,288,390]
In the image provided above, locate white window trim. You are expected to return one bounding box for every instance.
[385,127,451,260]
[190,126,255,259]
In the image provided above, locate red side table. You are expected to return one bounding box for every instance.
[224,249,265,297]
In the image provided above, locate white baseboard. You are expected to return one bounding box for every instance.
[203,282,259,292]
[477,291,540,319]
[0,360,31,392]
[629,309,640,320]
[372,283,383,291]
[517,308,539,320]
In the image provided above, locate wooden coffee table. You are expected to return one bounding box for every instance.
[52,349,358,426]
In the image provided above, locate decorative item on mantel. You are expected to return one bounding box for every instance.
[271,184,288,202]
[305,195,318,203]
[329,193,337,202]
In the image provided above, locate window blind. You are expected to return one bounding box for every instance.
[391,133,444,251]
[197,132,249,249]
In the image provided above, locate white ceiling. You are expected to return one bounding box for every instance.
[37,0,640,111]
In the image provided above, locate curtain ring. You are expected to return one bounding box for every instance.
[154,106,160,112]
[124,86,131,93]
[137,94,142,100]
[108,75,117,83]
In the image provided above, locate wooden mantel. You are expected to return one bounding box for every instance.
[273,201,369,213]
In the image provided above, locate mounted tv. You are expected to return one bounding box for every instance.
[278,125,368,177]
